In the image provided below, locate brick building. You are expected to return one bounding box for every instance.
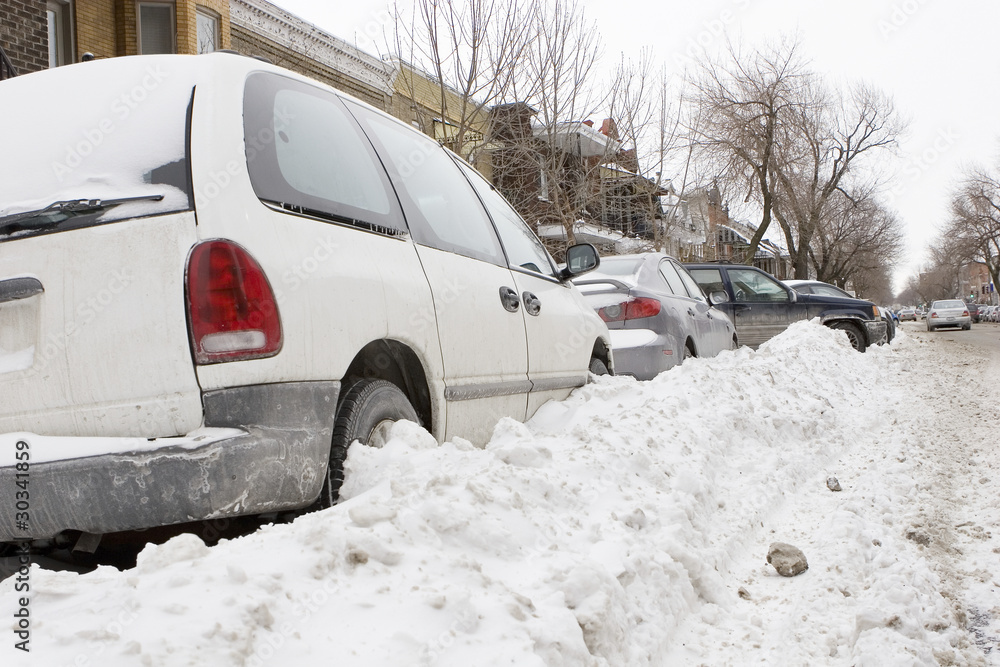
[229,0,393,110]
[0,0,48,77]
[0,0,393,110]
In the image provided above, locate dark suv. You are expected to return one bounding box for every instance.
[685,263,886,351]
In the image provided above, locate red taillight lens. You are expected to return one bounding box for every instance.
[963,310,969,317]
[598,297,661,322]
[186,240,282,364]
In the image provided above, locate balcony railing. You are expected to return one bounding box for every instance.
[0,44,18,81]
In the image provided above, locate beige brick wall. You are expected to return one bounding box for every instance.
[230,24,390,111]
[176,0,231,54]
[75,0,231,59]
[75,0,118,59]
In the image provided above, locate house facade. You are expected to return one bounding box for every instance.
[0,0,393,110]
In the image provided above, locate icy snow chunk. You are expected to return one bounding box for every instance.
[135,533,209,573]
[348,502,397,528]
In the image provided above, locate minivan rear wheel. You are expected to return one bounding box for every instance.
[317,379,418,508]
[589,357,609,376]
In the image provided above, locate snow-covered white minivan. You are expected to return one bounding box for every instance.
[0,53,611,546]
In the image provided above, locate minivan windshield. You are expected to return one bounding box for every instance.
[0,58,193,240]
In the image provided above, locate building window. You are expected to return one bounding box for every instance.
[138,2,176,55]
[47,0,74,67]
[196,8,219,54]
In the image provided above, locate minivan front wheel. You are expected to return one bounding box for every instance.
[317,379,418,508]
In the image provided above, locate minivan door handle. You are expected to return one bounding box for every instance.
[523,291,541,316]
[499,286,520,313]
[0,276,44,304]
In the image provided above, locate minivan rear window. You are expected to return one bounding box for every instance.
[243,72,406,235]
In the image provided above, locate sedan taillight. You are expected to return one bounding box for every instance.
[186,240,282,364]
[598,297,662,322]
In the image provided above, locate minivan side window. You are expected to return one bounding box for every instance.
[243,73,406,234]
[455,159,555,277]
[345,102,506,266]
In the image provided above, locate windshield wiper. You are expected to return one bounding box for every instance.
[0,194,165,234]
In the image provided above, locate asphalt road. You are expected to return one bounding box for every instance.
[900,318,1000,350]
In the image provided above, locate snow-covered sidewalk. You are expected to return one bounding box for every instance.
[3,320,998,666]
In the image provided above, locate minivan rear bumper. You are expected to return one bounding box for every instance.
[0,381,338,542]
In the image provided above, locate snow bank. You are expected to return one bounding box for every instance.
[1,320,992,665]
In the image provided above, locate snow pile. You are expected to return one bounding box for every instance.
[2,320,993,666]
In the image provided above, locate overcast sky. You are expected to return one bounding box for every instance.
[276,0,1000,294]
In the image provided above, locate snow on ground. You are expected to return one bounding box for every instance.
[3,320,999,666]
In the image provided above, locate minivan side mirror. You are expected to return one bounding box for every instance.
[559,243,600,280]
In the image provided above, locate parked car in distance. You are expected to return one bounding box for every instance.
[966,302,981,323]
[685,263,886,352]
[573,253,736,380]
[899,308,917,322]
[926,300,971,331]
[0,53,612,547]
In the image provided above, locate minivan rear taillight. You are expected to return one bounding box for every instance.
[186,240,282,364]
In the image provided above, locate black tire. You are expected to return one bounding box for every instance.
[317,379,418,508]
[731,334,739,350]
[589,357,609,376]
[830,321,867,352]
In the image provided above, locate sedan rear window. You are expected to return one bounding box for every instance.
[596,258,644,276]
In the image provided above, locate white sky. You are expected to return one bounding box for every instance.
[276,0,1000,294]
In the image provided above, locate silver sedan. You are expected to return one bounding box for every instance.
[926,299,972,331]
[574,253,737,380]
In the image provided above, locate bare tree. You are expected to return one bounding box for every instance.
[495,0,606,251]
[388,0,532,160]
[809,189,904,289]
[917,240,966,303]
[686,39,810,263]
[947,165,1000,297]
[772,82,903,278]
